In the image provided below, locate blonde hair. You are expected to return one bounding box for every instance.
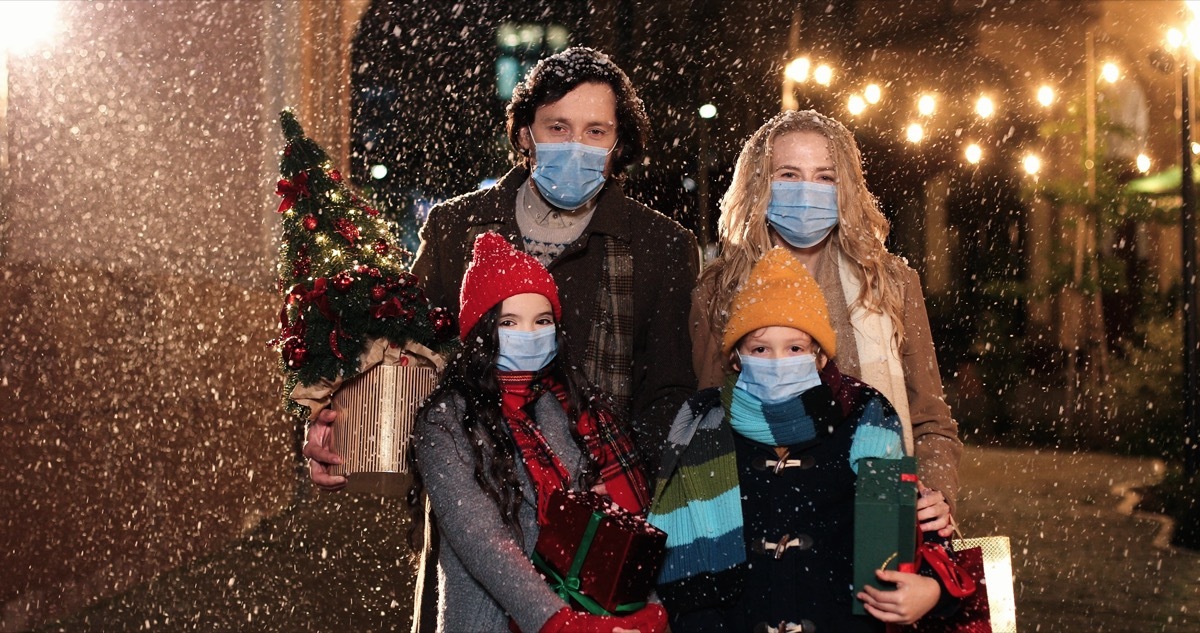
[701,109,907,344]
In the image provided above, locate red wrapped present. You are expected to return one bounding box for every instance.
[532,488,667,615]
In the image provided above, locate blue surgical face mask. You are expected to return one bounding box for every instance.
[496,326,558,372]
[529,135,615,210]
[765,181,840,248]
[734,353,822,405]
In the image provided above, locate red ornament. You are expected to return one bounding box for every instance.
[292,255,311,279]
[331,270,355,292]
[429,307,455,339]
[363,204,380,217]
[283,337,308,368]
[370,284,388,301]
[302,214,318,231]
[329,169,343,183]
[373,239,389,256]
[399,272,418,288]
[334,218,360,246]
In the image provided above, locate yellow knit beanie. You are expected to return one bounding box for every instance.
[722,247,837,358]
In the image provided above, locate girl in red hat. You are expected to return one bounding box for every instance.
[411,232,665,633]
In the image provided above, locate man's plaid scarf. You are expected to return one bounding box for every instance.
[498,370,649,524]
[582,236,634,410]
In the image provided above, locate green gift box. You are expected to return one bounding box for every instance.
[852,456,918,615]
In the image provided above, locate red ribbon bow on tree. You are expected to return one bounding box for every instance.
[275,171,311,213]
[287,277,351,360]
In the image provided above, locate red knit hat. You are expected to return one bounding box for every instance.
[458,232,562,339]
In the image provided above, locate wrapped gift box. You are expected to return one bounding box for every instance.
[328,363,437,496]
[852,456,918,615]
[533,488,667,615]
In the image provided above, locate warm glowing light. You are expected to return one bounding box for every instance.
[965,143,983,164]
[785,57,811,83]
[1037,85,1055,107]
[1188,20,1200,59]
[918,94,936,116]
[0,1,60,54]
[847,95,866,116]
[906,123,925,143]
[864,84,882,104]
[976,96,995,119]
[698,103,718,119]
[1168,28,1185,50]
[370,164,388,180]
[814,64,833,86]
[1101,62,1120,84]
[1022,153,1041,175]
[1192,141,1200,155]
[1136,153,1151,173]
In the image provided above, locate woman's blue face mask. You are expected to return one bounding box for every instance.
[496,326,558,372]
[765,181,840,248]
[529,133,616,210]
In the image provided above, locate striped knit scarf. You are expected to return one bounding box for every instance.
[646,389,745,611]
[497,370,649,525]
[647,361,905,612]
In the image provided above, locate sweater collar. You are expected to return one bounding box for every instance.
[469,166,635,244]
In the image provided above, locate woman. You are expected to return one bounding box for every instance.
[691,109,962,512]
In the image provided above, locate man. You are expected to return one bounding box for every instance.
[408,46,697,475]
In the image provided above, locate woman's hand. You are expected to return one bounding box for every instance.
[916,483,954,537]
[857,569,941,624]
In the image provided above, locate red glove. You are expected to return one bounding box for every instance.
[539,604,667,633]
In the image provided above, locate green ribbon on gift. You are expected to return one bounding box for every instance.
[532,510,646,617]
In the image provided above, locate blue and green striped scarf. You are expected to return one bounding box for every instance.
[647,363,905,612]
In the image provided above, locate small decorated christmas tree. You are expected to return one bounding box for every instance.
[271,109,456,420]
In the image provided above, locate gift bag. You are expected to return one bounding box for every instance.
[915,535,1016,633]
[531,489,667,615]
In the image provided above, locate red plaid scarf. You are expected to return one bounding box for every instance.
[497,370,649,524]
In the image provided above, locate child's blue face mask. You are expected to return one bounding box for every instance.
[765,181,839,248]
[496,326,557,372]
[529,136,615,210]
[734,353,821,404]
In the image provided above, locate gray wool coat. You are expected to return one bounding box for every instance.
[413,391,587,633]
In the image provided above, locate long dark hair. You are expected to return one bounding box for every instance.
[408,305,620,539]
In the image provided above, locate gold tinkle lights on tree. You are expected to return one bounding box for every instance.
[270,109,456,418]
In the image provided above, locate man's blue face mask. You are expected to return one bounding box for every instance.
[765,181,840,248]
[529,134,616,210]
[496,326,558,372]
